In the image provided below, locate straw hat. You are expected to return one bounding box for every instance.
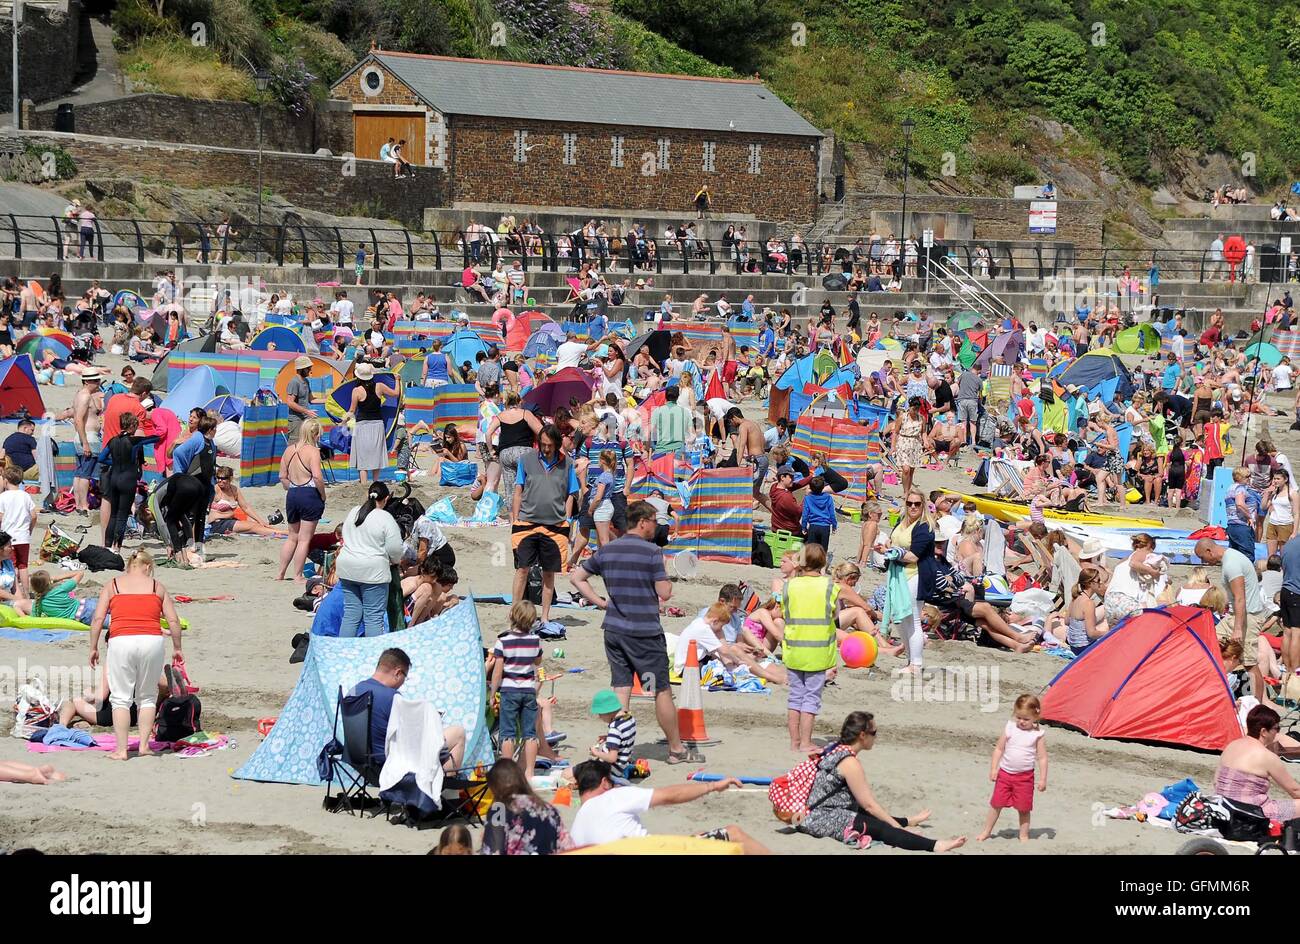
[354,362,375,380]
[80,368,102,382]
[294,355,313,371]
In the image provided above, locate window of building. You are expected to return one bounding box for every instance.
[562,132,578,166]
[513,130,528,163]
[610,135,625,168]
[702,140,717,172]
[747,143,762,175]
[657,137,671,172]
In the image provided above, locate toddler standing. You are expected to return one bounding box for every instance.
[977,693,1048,842]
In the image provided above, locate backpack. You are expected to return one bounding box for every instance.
[77,545,125,572]
[768,745,852,823]
[525,564,544,604]
[155,665,201,742]
[1173,792,1274,843]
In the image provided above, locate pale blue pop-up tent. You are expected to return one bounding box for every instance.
[233,598,493,786]
[160,364,220,419]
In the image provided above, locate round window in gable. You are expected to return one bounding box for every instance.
[362,66,384,97]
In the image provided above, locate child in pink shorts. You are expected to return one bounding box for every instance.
[977,693,1048,842]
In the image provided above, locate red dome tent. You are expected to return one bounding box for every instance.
[0,354,45,419]
[1039,605,1240,752]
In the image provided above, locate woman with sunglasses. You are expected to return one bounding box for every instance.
[797,711,967,851]
[208,467,289,538]
[832,562,903,657]
[881,490,933,673]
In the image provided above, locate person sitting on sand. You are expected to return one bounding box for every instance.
[796,711,967,852]
[17,568,95,623]
[208,466,289,538]
[57,663,167,730]
[1214,705,1300,821]
[673,601,787,687]
[349,648,466,772]
[570,759,770,854]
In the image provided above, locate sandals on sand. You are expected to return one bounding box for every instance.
[666,748,705,765]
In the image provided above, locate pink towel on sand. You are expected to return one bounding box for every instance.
[27,733,166,753]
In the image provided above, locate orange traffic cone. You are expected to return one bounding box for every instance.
[676,642,720,746]
[631,670,653,700]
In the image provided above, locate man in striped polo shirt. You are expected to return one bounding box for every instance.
[511,425,578,631]
[572,501,702,764]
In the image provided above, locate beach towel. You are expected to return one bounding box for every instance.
[27,733,167,753]
[0,627,74,644]
[379,696,447,811]
[880,557,912,628]
[28,724,95,748]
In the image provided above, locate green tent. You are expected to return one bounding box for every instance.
[957,337,981,369]
[812,349,839,384]
[948,310,984,333]
[1113,323,1161,354]
[1245,341,1283,367]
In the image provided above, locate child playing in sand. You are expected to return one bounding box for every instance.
[674,602,787,686]
[490,600,543,775]
[588,688,636,774]
[978,693,1048,842]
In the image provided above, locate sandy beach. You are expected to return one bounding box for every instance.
[0,346,1280,855]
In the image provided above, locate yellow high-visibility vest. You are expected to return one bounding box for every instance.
[781,574,839,672]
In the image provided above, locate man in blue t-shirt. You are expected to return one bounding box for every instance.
[348,648,466,771]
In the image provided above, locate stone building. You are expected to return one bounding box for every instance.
[330,50,822,222]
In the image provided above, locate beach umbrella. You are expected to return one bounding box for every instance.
[17,332,72,361]
[523,366,595,415]
[873,337,903,353]
[624,330,672,364]
[947,310,983,333]
[112,289,145,311]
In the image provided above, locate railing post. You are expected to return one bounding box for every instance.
[130,220,144,263]
[519,235,528,274]
[93,219,105,262]
[430,230,441,270]
[706,240,716,275]
[403,228,413,271]
[335,228,344,271]
[51,216,64,261]
[1035,246,1043,280]
[1199,250,1207,283]
[370,229,379,273]
[1101,248,1109,279]
[276,225,286,267]
[9,215,20,260]
[171,223,183,264]
[681,238,689,276]
[782,239,792,275]
[298,225,309,269]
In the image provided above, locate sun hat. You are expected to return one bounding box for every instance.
[80,368,102,382]
[1079,537,1106,560]
[354,362,375,380]
[936,516,962,543]
[590,689,622,715]
[294,355,313,370]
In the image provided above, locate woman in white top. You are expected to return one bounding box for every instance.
[1102,533,1167,625]
[336,482,405,638]
[1263,468,1299,556]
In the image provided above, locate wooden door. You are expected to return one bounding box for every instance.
[353,111,426,165]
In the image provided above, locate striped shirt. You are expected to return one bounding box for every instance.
[577,438,631,491]
[493,631,542,690]
[582,535,667,637]
[605,712,637,767]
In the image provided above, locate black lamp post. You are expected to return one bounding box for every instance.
[255,70,270,262]
[899,117,915,267]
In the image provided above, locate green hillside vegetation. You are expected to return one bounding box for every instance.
[111,0,1300,191]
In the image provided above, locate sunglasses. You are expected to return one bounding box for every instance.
[906,500,923,507]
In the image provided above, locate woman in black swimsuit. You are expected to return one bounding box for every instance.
[277,417,327,580]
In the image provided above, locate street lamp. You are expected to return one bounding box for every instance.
[254,69,270,262]
[899,117,915,276]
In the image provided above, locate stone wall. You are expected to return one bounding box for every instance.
[23,93,354,156]
[0,130,443,228]
[449,116,820,223]
[0,2,82,105]
[845,194,1105,248]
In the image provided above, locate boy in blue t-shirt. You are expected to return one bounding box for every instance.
[800,475,837,550]
[1161,353,1181,393]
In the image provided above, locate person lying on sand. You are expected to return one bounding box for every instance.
[0,761,66,784]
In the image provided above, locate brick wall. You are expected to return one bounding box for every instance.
[449,116,819,222]
[844,194,1104,248]
[0,2,82,105]
[1,130,444,228]
[24,93,357,157]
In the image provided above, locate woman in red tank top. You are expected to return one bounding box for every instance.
[88,549,183,761]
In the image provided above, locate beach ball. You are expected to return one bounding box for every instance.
[526,296,536,306]
[840,631,878,669]
[981,574,1013,604]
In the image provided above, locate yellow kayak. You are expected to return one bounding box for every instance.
[957,494,1164,529]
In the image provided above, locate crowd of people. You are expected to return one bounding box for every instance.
[7,241,1300,856]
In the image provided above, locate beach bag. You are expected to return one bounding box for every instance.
[439,461,477,487]
[39,524,81,562]
[768,745,851,824]
[77,546,124,572]
[426,497,459,525]
[155,690,202,743]
[52,488,78,514]
[467,491,501,524]
[525,564,544,605]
